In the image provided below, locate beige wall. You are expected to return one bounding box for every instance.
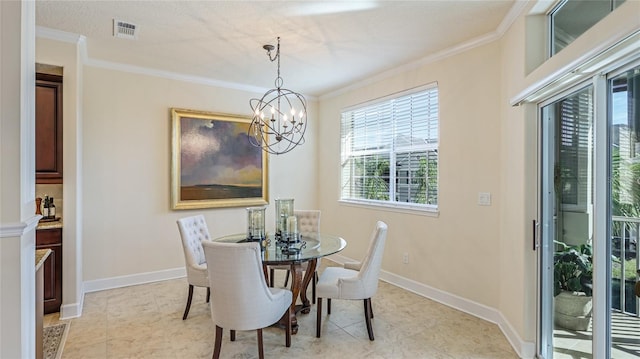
[498,5,538,345]
[1,1,38,357]
[497,0,640,344]
[27,1,640,357]
[36,35,84,318]
[80,66,318,281]
[317,0,639,353]
[318,40,503,308]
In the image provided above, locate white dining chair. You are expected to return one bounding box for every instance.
[316,221,388,341]
[269,210,321,302]
[202,240,292,359]
[176,215,211,320]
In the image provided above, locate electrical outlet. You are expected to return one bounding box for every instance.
[478,192,491,206]
[403,253,409,264]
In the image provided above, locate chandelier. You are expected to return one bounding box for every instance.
[249,37,307,155]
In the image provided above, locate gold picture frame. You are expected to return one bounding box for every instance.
[171,108,269,210]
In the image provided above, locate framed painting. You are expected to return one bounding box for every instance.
[171,108,269,209]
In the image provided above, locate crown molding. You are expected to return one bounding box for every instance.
[35,26,309,97]
[320,30,500,100]
[84,56,271,95]
[320,1,529,101]
[497,0,530,36]
[36,26,84,44]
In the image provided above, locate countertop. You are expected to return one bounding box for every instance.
[37,219,63,230]
[35,249,51,270]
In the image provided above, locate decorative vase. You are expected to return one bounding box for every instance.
[554,290,593,331]
[246,206,266,241]
[275,198,294,238]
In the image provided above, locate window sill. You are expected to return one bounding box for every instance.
[338,199,439,217]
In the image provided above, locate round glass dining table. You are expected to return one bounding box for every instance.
[213,232,347,334]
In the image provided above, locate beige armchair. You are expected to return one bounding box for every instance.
[316,221,388,341]
[202,240,292,359]
[176,215,211,320]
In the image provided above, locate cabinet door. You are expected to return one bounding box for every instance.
[36,73,63,184]
[36,228,62,314]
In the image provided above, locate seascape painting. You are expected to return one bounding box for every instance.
[171,108,268,209]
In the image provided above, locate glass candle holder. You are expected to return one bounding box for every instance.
[275,198,294,237]
[246,206,266,241]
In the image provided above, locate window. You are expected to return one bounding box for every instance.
[550,0,625,56]
[340,84,438,211]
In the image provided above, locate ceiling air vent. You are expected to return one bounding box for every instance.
[113,19,138,40]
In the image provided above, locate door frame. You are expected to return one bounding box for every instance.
[537,79,599,359]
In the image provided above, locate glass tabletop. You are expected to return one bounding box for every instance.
[212,232,347,265]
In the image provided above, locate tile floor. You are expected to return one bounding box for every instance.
[553,311,640,358]
[45,261,519,358]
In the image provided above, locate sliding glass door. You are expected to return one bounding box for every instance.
[539,62,640,359]
[540,84,595,359]
[608,65,640,358]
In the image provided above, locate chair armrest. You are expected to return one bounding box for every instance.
[343,261,362,271]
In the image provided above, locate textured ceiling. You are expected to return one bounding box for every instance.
[36,0,519,97]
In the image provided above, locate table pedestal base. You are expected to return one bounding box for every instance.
[274,259,318,334]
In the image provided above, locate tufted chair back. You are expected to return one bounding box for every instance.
[202,240,293,358]
[294,210,320,236]
[352,221,388,298]
[202,241,292,330]
[176,215,210,286]
[315,221,388,341]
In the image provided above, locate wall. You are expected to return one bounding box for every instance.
[497,5,538,351]
[80,65,318,282]
[0,1,38,357]
[317,1,639,357]
[29,1,640,357]
[318,41,503,308]
[498,1,640,352]
[36,34,84,319]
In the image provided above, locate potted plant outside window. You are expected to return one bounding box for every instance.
[554,241,593,331]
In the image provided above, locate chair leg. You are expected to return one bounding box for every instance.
[230,330,236,341]
[270,268,275,287]
[364,298,374,341]
[284,270,290,287]
[316,297,322,338]
[285,306,291,347]
[327,298,331,315]
[183,284,194,320]
[312,271,317,304]
[257,328,264,359]
[206,287,211,303]
[212,325,223,359]
[369,298,374,318]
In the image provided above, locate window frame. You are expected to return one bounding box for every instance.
[339,83,439,215]
[548,0,625,58]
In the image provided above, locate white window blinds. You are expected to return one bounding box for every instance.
[341,85,439,209]
[558,86,593,207]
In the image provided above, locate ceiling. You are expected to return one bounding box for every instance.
[36,0,521,97]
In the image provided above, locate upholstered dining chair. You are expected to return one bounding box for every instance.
[176,215,211,320]
[269,210,321,302]
[316,221,388,341]
[202,241,292,359]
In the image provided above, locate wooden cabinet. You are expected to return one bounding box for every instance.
[36,228,63,314]
[36,73,63,184]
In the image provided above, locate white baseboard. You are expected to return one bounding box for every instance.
[83,267,186,293]
[79,255,535,358]
[59,301,82,320]
[328,253,535,359]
